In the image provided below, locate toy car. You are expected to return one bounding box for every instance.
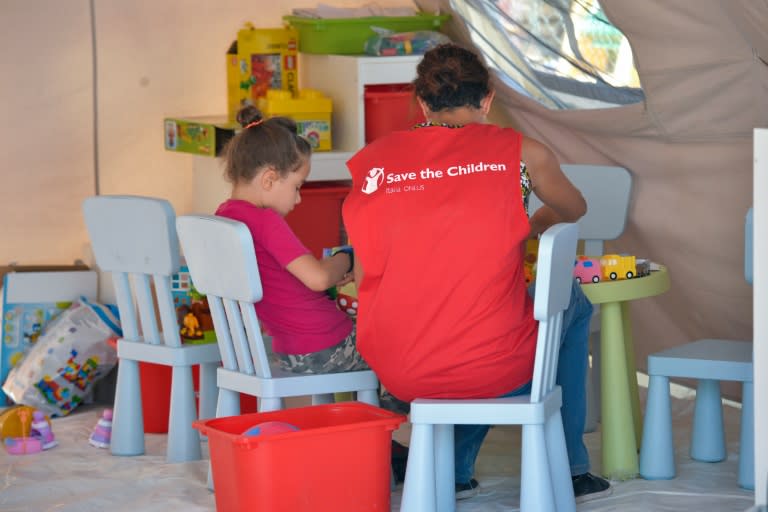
[573,257,602,284]
[600,254,637,280]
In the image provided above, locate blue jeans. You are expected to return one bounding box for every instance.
[454,281,593,483]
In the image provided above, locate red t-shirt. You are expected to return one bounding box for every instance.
[216,200,353,354]
[343,123,537,402]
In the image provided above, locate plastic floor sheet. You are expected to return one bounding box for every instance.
[0,382,756,512]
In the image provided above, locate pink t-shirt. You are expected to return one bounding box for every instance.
[215,199,353,354]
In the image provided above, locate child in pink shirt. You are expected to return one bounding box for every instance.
[215,105,362,375]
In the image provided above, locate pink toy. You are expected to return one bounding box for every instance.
[242,421,299,437]
[573,257,602,284]
[89,408,113,449]
[30,410,57,449]
[4,436,42,455]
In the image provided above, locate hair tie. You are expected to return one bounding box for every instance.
[244,119,264,130]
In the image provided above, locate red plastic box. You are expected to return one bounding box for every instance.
[194,402,406,512]
[138,363,257,433]
[284,181,351,259]
[364,84,426,143]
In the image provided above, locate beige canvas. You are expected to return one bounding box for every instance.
[423,0,768,393]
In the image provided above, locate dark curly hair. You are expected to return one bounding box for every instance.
[412,43,490,112]
[222,105,311,184]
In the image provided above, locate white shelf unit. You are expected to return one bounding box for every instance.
[191,55,421,212]
[190,152,350,213]
[299,54,422,153]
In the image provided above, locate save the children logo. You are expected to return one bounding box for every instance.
[363,162,508,195]
[362,167,385,194]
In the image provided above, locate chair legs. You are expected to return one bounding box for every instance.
[198,361,219,421]
[640,375,754,490]
[357,388,380,406]
[111,358,145,456]
[401,422,438,512]
[401,417,574,512]
[167,365,202,463]
[639,375,675,479]
[259,397,285,412]
[546,411,577,512]
[216,387,241,418]
[521,424,555,512]
[435,425,455,512]
[691,379,726,462]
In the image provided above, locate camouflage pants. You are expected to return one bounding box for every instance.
[276,327,370,374]
[275,327,411,414]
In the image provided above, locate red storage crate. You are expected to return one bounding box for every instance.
[284,181,351,259]
[194,402,405,512]
[364,84,426,143]
[138,363,257,433]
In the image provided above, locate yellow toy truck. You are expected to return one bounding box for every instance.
[599,254,637,280]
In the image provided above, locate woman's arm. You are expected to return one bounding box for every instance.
[285,252,353,292]
[522,135,587,238]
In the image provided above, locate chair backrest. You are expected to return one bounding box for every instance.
[529,165,632,256]
[82,195,183,348]
[746,207,753,285]
[175,214,272,379]
[530,222,579,402]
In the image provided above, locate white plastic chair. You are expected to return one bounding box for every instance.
[82,195,221,463]
[175,214,380,417]
[400,222,580,512]
[530,164,633,432]
[639,208,754,489]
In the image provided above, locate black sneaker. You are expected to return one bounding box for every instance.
[572,472,612,503]
[455,478,480,500]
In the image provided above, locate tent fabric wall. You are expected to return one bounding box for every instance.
[0,1,95,265]
[0,0,409,266]
[425,0,768,397]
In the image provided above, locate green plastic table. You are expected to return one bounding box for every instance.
[580,266,670,480]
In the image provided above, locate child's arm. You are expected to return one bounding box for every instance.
[285,252,353,292]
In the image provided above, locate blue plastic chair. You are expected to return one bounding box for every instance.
[175,214,380,414]
[82,195,221,463]
[640,208,754,489]
[399,223,579,512]
[530,164,633,433]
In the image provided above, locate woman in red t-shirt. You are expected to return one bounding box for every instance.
[343,43,611,502]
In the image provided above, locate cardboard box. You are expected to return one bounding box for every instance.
[227,24,299,122]
[257,88,333,151]
[0,265,98,404]
[164,116,238,157]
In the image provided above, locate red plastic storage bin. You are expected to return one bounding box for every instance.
[138,363,257,433]
[284,181,351,259]
[193,402,406,512]
[364,84,426,143]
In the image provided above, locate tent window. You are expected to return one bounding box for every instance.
[452,0,644,110]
